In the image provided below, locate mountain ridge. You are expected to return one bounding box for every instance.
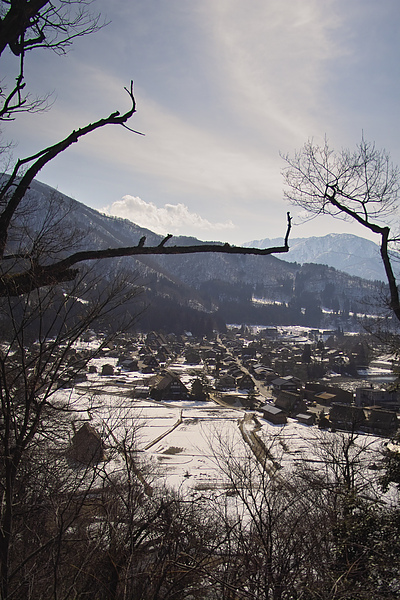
[9,179,389,333]
[244,233,386,281]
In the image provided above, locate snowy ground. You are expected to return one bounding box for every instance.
[55,354,388,497]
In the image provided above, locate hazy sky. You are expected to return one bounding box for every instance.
[4,0,400,244]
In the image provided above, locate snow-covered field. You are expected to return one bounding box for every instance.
[56,355,387,497]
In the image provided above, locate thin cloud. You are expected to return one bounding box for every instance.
[201,0,345,142]
[103,195,235,236]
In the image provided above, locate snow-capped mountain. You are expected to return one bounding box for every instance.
[244,234,388,282]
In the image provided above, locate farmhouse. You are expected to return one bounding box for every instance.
[304,383,353,405]
[237,373,255,390]
[271,376,298,393]
[119,358,139,372]
[364,407,398,436]
[101,364,114,376]
[275,390,307,417]
[149,370,190,401]
[329,403,367,431]
[355,387,399,409]
[68,423,105,464]
[215,374,236,390]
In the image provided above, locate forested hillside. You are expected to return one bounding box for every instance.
[18,179,388,333]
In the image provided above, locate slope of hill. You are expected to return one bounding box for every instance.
[10,179,389,333]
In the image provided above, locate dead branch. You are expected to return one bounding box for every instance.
[0,82,137,258]
[0,213,292,296]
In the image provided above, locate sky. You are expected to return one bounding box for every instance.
[3,0,400,245]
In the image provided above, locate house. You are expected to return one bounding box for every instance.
[191,378,208,401]
[156,349,169,363]
[252,365,276,382]
[119,358,139,372]
[259,327,278,339]
[201,347,218,360]
[260,403,287,425]
[185,349,202,364]
[275,390,307,416]
[71,372,87,384]
[237,373,255,390]
[142,355,159,368]
[101,364,114,376]
[227,365,244,379]
[271,376,298,394]
[241,346,257,359]
[364,407,398,436]
[313,391,337,405]
[329,403,367,432]
[149,371,190,401]
[355,387,399,409]
[68,423,105,464]
[304,383,353,405]
[215,375,236,391]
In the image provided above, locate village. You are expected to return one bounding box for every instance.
[74,325,400,431]
[62,324,400,491]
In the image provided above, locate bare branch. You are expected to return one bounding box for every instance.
[0,211,292,297]
[0,82,137,258]
[0,1,105,58]
[283,138,400,324]
[0,1,106,120]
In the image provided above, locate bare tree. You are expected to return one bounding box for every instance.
[0,0,293,298]
[0,5,295,597]
[0,244,142,598]
[282,138,400,323]
[0,0,105,120]
[204,423,400,600]
[207,429,326,600]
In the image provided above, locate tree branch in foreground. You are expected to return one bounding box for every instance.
[0,213,292,296]
[0,81,139,258]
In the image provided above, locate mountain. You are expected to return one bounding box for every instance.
[244,234,387,282]
[9,179,390,333]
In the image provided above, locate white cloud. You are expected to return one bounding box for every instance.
[103,195,235,236]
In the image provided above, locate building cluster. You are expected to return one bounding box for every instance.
[71,327,399,439]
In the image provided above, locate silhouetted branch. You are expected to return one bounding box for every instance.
[0,82,137,258]
[0,1,104,58]
[0,213,292,296]
[158,234,173,247]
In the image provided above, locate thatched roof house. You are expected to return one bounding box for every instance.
[68,423,105,464]
[149,370,189,401]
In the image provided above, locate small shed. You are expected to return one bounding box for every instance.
[296,412,316,426]
[133,385,150,398]
[260,404,287,425]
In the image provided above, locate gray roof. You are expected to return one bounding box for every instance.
[261,404,285,415]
